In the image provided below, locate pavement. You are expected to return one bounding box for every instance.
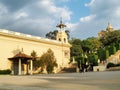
[0,71,120,90]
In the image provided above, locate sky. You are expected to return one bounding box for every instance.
[0,0,120,39]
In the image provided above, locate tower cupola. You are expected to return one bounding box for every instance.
[106,22,114,32]
[56,19,68,43]
[56,19,66,29]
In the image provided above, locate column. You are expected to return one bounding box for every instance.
[18,59,21,75]
[30,60,33,75]
[42,66,47,74]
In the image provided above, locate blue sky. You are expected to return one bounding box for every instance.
[61,0,91,23]
[0,0,120,39]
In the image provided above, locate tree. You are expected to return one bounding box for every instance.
[31,50,39,70]
[70,38,100,72]
[82,37,101,53]
[31,50,37,60]
[100,30,120,47]
[39,49,58,73]
[46,30,58,40]
[69,38,84,71]
[82,39,92,53]
[97,48,109,61]
[70,38,83,61]
[65,30,70,39]
[115,43,120,51]
[46,30,70,40]
[108,44,116,56]
[88,53,98,66]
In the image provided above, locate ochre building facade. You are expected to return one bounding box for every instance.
[0,22,71,75]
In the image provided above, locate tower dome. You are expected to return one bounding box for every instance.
[106,22,114,32]
[56,19,68,43]
[56,18,66,29]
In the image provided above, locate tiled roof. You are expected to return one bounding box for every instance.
[8,52,32,60]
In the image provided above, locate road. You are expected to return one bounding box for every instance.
[0,71,120,90]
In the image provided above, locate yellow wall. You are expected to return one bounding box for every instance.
[0,30,71,72]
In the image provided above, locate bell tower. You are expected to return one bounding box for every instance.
[56,19,68,43]
[106,22,114,32]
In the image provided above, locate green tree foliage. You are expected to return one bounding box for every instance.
[81,56,85,64]
[70,38,100,70]
[82,37,101,53]
[65,30,70,39]
[115,43,120,50]
[88,54,98,66]
[39,49,58,73]
[69,38,83,61]
[99,30,120,60]
[31,50,39,70]
[82,39,92,53]
[46,30,58,40]
[46,30,70,40]
[31,50,37,60]
[108,44,116,56]
[100,30,120,47]
[98,48,109,61]
[105,50,109,60]
[97,48,104,61]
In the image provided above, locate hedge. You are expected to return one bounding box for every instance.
[0,69,11,74]
[107,63,120,69]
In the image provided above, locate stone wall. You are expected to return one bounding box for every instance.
[0,29,71,73]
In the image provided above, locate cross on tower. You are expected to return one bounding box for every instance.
[56,18,66,29]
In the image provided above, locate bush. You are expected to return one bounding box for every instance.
[107,63,115,68]
[88,54,98,66]
[39,49,58,74]
[116,63,120,67]
[0,69,11,74]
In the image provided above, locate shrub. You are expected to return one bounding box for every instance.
[0,69,11,74]
[88,54,98,66]
[107,63,115,68]
[39,49,58,74]
[116,63,120,67]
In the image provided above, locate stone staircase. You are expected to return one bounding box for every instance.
[59,67,76,73]
[59,59,77,73]
[107,50,120,64]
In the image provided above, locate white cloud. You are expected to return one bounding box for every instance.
[66,22,78,31]
[37,0,72,21]
[114,7,120,17]
[0,3,8,16]
[15,12,28,19]
[0,0,72,37]
[80,14,96,22]
[1,0,120,39]
[85,0,96,7]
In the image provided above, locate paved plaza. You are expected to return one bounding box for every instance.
[0,71,120,90]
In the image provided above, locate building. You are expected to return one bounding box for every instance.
[98,22,114,38]
[0,21,71,75]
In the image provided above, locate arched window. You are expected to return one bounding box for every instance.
[64,38,66,43]
[64,51,69,58]
[59,38,61,41]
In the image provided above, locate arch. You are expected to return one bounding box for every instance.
[64,38,66,43]
[59,38,61,41]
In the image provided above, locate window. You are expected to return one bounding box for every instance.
[64,51,69,58]
[64,38,66,43]
[59,38,61,41]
